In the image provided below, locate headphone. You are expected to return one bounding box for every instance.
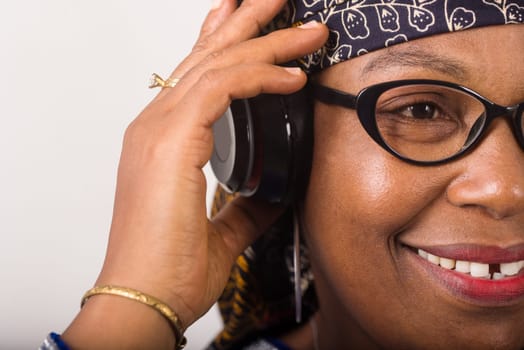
[210,87,314,204]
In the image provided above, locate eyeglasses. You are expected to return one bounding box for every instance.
[310,80,524,165]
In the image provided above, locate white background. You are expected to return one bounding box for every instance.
[0,1,223,348]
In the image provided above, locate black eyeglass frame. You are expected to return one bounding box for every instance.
[310,79,524,166]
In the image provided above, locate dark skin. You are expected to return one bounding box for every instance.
[59,0,524,348]
[305,26,524,349]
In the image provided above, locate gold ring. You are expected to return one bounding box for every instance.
[149,73,180,89]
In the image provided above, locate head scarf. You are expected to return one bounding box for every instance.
[269,0,524,73]
[209,1,523,349]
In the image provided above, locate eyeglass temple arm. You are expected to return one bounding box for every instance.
[308,82,358,109]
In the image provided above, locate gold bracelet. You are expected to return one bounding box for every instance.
[81,285,187,350]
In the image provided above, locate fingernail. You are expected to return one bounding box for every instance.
[211,0,223,10]
[298,20,320,29]
[284,67,303,76]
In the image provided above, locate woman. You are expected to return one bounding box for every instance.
[42,0,524,349]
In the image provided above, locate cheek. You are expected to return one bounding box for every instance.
[302,105,453,338]
[304,105,402,283]
[304,105,439,239]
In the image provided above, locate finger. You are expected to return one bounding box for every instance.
[212,196,285,260]
[193,22,328,79]
[163,63,307,169]
[159,22,327,104]
[193,0,288,53]
[166,1,237,80]
[169,0,288,81]
[198,0,237,40]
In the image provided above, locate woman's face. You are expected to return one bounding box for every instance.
[304,25,524,349]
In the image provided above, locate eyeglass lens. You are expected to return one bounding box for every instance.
[374,84,490,162]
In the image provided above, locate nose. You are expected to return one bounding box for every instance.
[446,118,524,220]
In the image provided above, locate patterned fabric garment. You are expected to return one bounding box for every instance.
[266,0,524,73]
[208,188,317,350]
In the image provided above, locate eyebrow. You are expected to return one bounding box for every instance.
[361,47,469,81]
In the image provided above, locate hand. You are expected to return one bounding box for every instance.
[63,0,327,347]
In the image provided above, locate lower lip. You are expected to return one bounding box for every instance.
[406,248,524,306]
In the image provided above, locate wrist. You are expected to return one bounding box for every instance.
[95,263,199,330]
[63,293,176,349]
[81,285,187,349]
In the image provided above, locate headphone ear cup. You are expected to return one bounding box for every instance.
[210,88,313,204]
[282,88,314,203]
[210,99,256,195]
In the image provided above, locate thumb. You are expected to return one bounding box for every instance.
[211,195,285,259]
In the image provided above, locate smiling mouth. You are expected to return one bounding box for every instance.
[417,248,524,280]
[406,245,524,305]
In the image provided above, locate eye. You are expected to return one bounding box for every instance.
[399,103,438,120]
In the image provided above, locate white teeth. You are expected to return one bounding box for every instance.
[427,253,440,265]
[493,272,505,280]
[470,262,490,278]
[500,262,521,276]
[455,260,471,273]
[418,249,428,259]
[439,257,455,270]
[416,249,524,280]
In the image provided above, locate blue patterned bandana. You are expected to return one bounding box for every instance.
[268,0,524,73]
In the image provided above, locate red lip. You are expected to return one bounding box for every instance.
[406,247,524,306]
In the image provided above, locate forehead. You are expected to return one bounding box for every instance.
[318,25,524,102]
